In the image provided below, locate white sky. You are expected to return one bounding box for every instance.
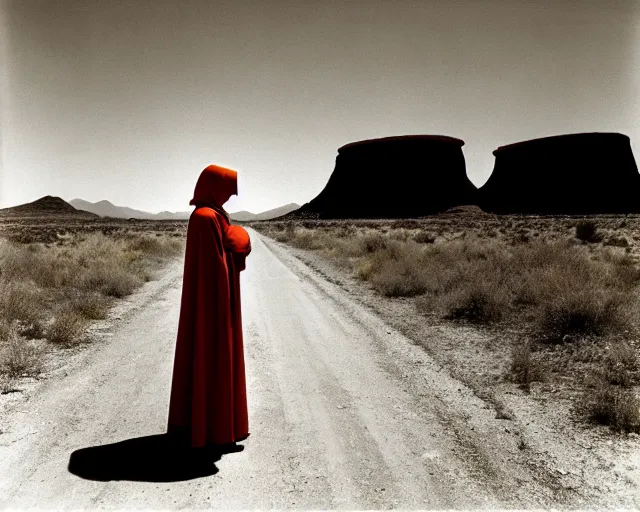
[2,0,639,214]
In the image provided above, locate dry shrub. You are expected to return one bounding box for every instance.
[0,280,46,337]
[599,251,640,290]
[47,310,87,345]
[506,242,636,339]
[272,224,294,243]
[602,342,638,387]
[0,280,43,324]
[413,231,436,244]
[575,221,602,243]
[363,241,423,296]
[509,342,545,389]
[414,239,511,324]
[443,281,506,324]
[604,236,630,248]
[0,374,16,394]
[536,290,630,341]
[370,257,427,297]
[359,233,388,253]
[0,319,12,342]
[355,259,375,281]
[1,326,44,378]
[578,377,640,432]
[71,293,111,320]
[335,226,357,238]
[126,234,183,258]
[289,230,326,250]
[19,319,47,340]
[77,264,144,298]
[388,229,410,242]
[413,238,637,331]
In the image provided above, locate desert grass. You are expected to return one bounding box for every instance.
[578,374,640,432]
[596,341,639,388]
[70,293,111,320]
[257,223,638,337]
[0,228,184,381]
[0,323,45,379]
[46,309,88,345]
[509,342,545,391]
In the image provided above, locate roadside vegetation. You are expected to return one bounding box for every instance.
[0,226,184,392]
[253,216,640,432]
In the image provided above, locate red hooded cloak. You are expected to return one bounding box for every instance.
[167,164,250,447]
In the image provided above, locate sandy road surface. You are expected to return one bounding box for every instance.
[0,229,576,509]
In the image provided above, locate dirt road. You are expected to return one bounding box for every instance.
[0,230,584,508]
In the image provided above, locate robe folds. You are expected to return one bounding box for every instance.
[167,205,250,447]
[224,224,252,441]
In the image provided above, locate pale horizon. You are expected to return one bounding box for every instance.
[2,0,639,214]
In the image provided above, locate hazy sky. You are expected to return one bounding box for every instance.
[2,0,639,213]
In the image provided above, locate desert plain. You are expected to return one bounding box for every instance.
[1,203,640,507]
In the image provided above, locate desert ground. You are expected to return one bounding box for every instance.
[1,212,640,508]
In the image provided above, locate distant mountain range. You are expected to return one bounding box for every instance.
[228,203,300,221]
[69,199,192,220]
[69,199,299,221]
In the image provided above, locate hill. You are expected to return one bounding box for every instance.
[241,203,300,221]
[0,196,98,218]
[229,210,257,222]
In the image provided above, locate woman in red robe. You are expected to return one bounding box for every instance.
[167,164,250,449]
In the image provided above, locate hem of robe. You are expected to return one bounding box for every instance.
[167,424,250,447]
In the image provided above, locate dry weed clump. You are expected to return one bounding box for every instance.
[412,231,436,244]
[509,342,545,390]
[601,342,639,387]
[0,374,15,394]
[77,264,144,298]
[71,293,111,320]
[0,319,12,341]
[442,281,506,324]
[359,233,389,253]
[125,234,184,258]
[603,235,630,248]
[575,220,603,243]
[536,290,630,341]
[0,280,46,338]
[0,324,45,378]
[578,375,640,432]
[288,230,328,251]
[369,244,428,297]
[46,309,88,345]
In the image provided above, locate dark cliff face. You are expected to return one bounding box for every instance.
[478,133,640,214]
[296,135,477,219]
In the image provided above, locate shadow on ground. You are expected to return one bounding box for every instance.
[68,433,244,482]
